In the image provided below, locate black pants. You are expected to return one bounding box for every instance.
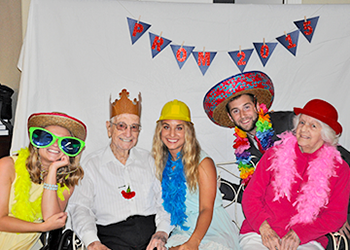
[97,214,156,250]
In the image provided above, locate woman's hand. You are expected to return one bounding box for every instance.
[42,154,71,220]
[259,220,281,250]
[48,154,70,173]
[40,212,67,232]
[281,229,300,250]
[177,239,200,250]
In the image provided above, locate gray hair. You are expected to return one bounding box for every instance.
[293,114,339,146]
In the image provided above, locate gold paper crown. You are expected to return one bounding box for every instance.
[110,89,142,118]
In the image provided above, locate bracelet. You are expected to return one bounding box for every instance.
[43,183,58,191]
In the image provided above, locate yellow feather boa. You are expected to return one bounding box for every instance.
[11,148,69,222]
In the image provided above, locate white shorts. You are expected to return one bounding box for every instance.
[239,232,324,250]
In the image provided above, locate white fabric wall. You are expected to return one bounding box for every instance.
[13,0,350,226]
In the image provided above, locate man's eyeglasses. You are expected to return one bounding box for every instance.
[29,127,85,157]
[110,121,141,132]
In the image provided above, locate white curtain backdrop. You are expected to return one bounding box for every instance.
[13,0,350,226]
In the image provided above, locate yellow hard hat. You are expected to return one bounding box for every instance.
[158,99,191,122]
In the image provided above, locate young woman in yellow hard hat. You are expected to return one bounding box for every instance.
[152,100,239,250]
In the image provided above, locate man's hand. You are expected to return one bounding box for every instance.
[259,220,281,250]
[281,229,300,250]
[87,241,111,250]
[146,231,168,250]
[339,220,350,239]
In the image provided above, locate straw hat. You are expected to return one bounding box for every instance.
[294,99,342,135]
[203,71,274,128]
[27,112,87,141]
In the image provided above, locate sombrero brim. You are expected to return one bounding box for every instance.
[203,71,274,128]
[28,112,87,141]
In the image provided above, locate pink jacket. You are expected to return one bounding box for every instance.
[240,141,350,248]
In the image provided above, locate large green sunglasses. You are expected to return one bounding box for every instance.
[29,127,85,157]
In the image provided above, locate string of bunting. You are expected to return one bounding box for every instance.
[127,15,319,76]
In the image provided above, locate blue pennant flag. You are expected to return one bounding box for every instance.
[253,42,277,67]
[192,51,217,76]
[276,30,300,56]
[228,49,254,73]
[127,17,151,45]
[149,33,172,58]
[170,45,195,69]
[294,16,319,43]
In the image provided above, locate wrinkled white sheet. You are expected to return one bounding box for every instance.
[13,0,350,225]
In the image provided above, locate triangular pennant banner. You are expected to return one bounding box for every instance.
[228,49,254,73]
[276,30,300,56]
[127,17,151,45]
[294,16,320,43]
[192,51,217,75]
[253,42,278,67]
[170,44,195,69]
[149,33,172,58]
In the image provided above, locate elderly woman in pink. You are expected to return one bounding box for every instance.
[240,99,350,250]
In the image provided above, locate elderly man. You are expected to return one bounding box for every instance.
[69,89,172,250]
[203,71,350,248]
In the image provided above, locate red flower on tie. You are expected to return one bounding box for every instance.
[121,185,135,199]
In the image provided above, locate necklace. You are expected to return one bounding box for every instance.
[267,132,341,227]
[161,152,189,231]
[12,148,70,222]
[12,148,43,222]
[233,103,274,185]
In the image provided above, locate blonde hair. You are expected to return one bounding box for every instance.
[152,121,201,192]
[26,142,84,188]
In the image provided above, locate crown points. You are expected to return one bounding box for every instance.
[110,89,141,118]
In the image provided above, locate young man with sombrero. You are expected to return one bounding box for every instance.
[203,71,350,249]
[203,71,295,200]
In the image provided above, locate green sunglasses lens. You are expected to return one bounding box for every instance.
[60,138,83,156]
[30,127,84,157]
[31,128,54,147]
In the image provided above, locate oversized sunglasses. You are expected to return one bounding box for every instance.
[29,127,85,157]
[110,121,141,132]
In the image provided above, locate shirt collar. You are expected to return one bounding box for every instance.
[101,144,136,166]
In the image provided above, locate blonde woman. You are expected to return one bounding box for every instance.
[151,100,240,250]
[0,112,86,249]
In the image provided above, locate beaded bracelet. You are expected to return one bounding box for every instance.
[43,183,58,191]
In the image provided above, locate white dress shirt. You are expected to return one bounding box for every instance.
[68,145,172,247]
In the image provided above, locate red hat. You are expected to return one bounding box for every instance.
[294,99,342,135]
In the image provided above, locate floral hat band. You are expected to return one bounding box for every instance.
[203,71,274,128]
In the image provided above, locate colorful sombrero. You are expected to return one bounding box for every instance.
[203,71,274,128]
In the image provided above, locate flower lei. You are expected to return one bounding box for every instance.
[161,152,189,231]
[233,103,274,185]
[11,148,68,222]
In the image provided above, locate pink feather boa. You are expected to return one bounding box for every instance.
[267,132,342,227]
